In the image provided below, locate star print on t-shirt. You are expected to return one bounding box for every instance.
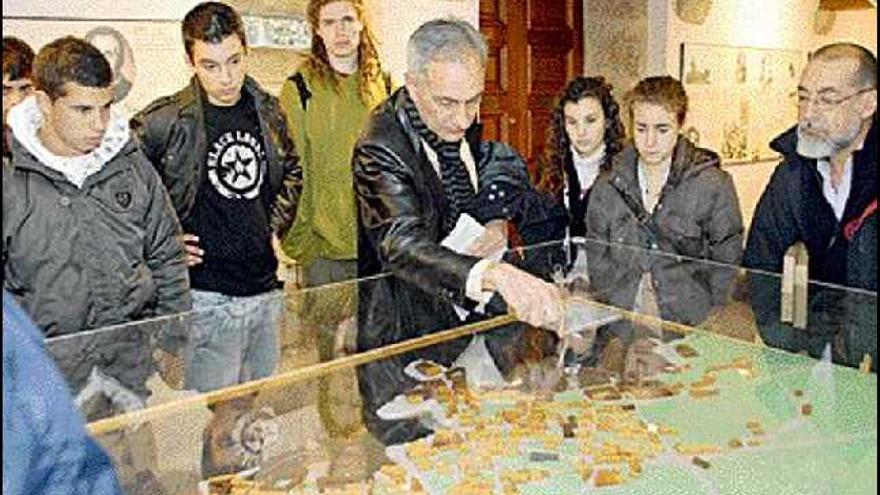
[206,130,266,200]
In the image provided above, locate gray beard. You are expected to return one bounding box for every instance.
[796,130,835,159]
[796,121,863,159]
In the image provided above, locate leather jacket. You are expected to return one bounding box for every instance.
[130,76,302,239]
[352,88,543,444]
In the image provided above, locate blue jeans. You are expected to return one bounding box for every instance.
[184,290,283,393]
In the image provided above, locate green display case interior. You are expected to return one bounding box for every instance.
[44,239,876,494]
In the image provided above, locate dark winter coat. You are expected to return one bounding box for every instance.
[743,119,877,365]
[3,139,190,337]
[745,120,877,286]
[3,135,191,409]
[843,208,876,371]
[584,136,744,330]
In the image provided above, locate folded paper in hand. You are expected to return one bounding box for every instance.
[440,213,505,321]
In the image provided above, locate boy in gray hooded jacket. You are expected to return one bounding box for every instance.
[2,36,189,495]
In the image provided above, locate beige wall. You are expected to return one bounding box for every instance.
[1,18,190,116]
[583,0,650,103]
[817,8,878,50]
[657,0,819,76]
[725,159,777,231]
[651,0,876,76]
[1,0,202,20]
[585,0,877,94]
[367,0,479,86]
[636,0,877,225]
[2,0,478,112]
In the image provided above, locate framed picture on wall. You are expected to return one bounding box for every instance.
[679,42,806,164]
[242,14,311,51]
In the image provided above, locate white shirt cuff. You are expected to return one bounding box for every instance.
[466,259,496,306]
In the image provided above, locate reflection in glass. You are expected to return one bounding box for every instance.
[37,239,877,493]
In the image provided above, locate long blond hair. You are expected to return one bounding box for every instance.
[305,0,384,102]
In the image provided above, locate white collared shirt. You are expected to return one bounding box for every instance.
[421,138,478,191]
[567,144,604,203]
[637,158,672,213]
[562,145,604,255]
[422,139,492,304]
[816,157,853,221]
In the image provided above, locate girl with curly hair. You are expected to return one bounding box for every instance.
[534,76,625,239]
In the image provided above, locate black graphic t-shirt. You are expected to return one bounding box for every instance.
[186,91,280,296]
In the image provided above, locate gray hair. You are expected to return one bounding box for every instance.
[406,18,487,77]
[812,42,877,89]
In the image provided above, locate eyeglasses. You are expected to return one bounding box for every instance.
[796,87,876,110]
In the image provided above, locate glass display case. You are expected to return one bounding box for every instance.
[45,239,877,495]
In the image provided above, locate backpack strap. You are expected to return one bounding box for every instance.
[382,71,392,96]
[608,177,663,248]
[844,198,878,242]
[287,72,311,111]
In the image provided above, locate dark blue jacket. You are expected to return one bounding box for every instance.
[2,291,123,495]
[744,119,877,365]
[744,119,877,286]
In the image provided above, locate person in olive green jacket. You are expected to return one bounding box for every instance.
[278,0,389,450]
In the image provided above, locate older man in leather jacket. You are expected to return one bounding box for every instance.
[352,18,566,445]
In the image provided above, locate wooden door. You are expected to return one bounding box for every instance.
[479,0,583,173]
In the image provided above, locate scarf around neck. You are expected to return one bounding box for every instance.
[401,88,476,234]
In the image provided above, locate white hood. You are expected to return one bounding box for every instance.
[7,96,130,188]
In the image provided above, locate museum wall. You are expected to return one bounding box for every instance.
[1,0,201,19]
[3,4,196,117]
[582,0,650,104]
[643,0,876,228]
[818,8,878,51]
[366,0,479,87]
[660,0,816,75]
[656,0,877,74]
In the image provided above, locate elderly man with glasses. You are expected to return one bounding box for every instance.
[744,42,877,369]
